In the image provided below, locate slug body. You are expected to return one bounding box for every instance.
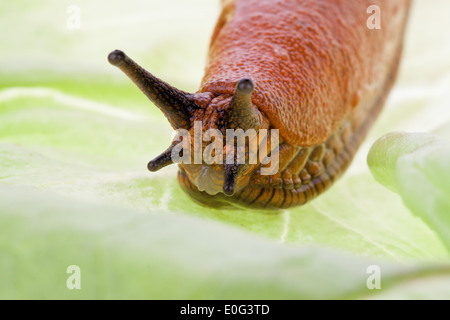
[109,0,411,209]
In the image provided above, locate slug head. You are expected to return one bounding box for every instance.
[108,50,274,200]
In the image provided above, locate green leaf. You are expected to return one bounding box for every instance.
[0,92,446,260]
[1,184,450,299]
[368,132,450,250]
[1,74,449,299]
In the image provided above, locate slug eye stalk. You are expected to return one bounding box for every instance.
[228,78,261,131]
[108,49,196,130]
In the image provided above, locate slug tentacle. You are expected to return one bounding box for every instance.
[147,141,178,172]
[223,163,239,196]
[228,78,260,130]
[108,49,196,129]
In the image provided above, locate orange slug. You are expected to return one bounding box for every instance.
[108,0,411,209]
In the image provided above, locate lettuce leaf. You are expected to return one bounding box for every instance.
[1,0,450,299]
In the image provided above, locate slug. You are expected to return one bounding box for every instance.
[108,0,411,209]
